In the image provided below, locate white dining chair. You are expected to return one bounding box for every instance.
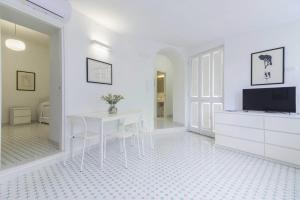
[67,116,100,171]
[104,114,142,168]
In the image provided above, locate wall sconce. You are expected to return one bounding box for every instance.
[90,40,111,52]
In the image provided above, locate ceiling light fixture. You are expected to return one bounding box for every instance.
[5,24,26,51]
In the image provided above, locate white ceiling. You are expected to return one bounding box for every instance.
[72,0,300,47]
[0,19,49,46]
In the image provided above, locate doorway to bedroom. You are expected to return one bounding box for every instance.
[153,49,185,130]
[0,16,62,170]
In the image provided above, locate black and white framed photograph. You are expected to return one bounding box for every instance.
[251,47,284,86]
[86,58,112,85]
[16,70,36,91]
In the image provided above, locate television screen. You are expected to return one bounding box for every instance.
[243,87,296,113]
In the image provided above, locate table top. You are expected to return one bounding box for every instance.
[69,110,143,121]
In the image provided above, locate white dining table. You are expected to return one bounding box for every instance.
[78,111,143,168]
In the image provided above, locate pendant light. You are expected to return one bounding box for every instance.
[5,24,26,51]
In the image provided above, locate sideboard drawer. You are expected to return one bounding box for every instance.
[215,113,264,129]
[215,135,264,156]
[265,131,300,150]
[215,123,264,142]
[265,117,300,134]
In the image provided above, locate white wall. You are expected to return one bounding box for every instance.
[1,33,49,123]
[154,54,173,117]
[171,52,186,124]
[224,22,300,112]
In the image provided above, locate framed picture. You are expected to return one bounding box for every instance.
[86,58,112,85]
[16,70,36,91]
[251,47,284,86]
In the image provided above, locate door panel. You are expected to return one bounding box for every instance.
[201,103,211,129]
[191,57,199,97]
[190,102,199,128]
[212,50,223,97]
[201,54,210,97]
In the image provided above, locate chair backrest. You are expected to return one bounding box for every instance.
[68,115,88,137]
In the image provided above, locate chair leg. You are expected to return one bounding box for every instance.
[130,135,134,146]
[71,137,74,160]
[141,134,145,156]
[137,134,141,159]
[119,139,123,153]
[150,132,154,149]
[104,136,107,160]
[123,137,128,168]
[80,139,87,172]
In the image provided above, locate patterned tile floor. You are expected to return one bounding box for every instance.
[1,123,59,169]
[0,131,299,200]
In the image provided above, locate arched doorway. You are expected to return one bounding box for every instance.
[153,48,185,129]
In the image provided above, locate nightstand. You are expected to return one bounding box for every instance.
[9,107,32,125]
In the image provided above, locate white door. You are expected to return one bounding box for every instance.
[188,48,223,137]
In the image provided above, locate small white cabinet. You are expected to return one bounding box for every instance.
[9,107,32,125]
[215,111,300,167]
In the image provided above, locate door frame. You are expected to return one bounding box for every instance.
[0,2,65,169]
[188,46,224,137]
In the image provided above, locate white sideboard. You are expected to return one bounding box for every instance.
[215,111,300,167]
[9,107,32,125]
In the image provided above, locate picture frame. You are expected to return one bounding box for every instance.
[16,70,36,91]
[86,57,112,85]
[251,47,284,86]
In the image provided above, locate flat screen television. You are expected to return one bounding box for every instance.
[243,87,296,113]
